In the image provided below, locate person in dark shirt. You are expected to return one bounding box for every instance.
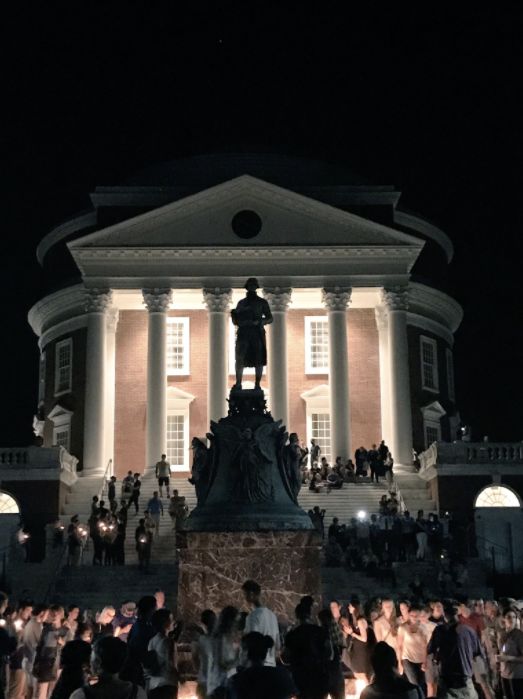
[283,601,330,699]
[120,595,157,687]
[130,474,142,514]
[360,642,423,699]
[427,601,483,698]
[228,632,296,699]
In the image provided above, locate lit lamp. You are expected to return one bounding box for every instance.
[176,682,198,699]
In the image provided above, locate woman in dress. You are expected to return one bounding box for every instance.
[373,598,400,653]
[341,596,374,681]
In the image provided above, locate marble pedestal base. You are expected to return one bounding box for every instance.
[177,530,322,624]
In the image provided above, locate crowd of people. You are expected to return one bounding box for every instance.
[308,492,471,598]
[53,460,189,571]
[1,583,523,699]
[304,441,394,492]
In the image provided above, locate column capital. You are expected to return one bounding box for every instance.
[85,288,112,313]
[142,288,172,313]
[106,307,120,333]
[202,287,233,313]
[381,286,409,311]
[322,286,352,312]
[263,287,292,312]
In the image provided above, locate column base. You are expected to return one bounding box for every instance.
[177,530,322,624]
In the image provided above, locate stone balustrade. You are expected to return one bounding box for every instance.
[418,441,523,480]
[0,446,78,484]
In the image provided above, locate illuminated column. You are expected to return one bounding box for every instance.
[263,287,292,428]
[104,307,119,474]
[375,306,391,446]
[381,286,413,467]
[203,288,232,424]
[83,288,112,475]
[143,288,172,470]
[322,286,352,460]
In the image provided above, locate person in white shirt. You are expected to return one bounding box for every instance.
[146,609,179,698]
[396,605,431,692]
[241,580,281,667]
[191,609,216,699]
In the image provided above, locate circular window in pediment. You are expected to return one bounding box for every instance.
[231,210,262,239]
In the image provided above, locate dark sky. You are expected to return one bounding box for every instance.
[2,5,522,445]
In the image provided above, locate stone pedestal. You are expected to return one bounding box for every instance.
[177,530,322,624]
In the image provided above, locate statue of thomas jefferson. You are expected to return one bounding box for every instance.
[231,278,273,390]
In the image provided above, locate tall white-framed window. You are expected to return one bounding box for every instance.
[420,335,438,392]
[38,351,47,404]
[301,384,332,462]
[166,317,190,375]
[48,404,74,452]
[166,386,195,471]
[166,414,187,470]
[420,400,446,449]
[305,316,329,374]
[446,348,455,401]
[228,320,265,376]
[54,338,73,396]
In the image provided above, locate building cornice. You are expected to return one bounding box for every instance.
[36,211,97,266]
[409,282,463,333]
[39,315,87,349]
[394,211,454,263]
[28,285,86,338]
[70,245,422,287]
[406,312,454,346]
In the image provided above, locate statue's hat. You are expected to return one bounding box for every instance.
[244,277,260,289]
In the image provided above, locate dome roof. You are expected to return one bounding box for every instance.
[121,152,371,188]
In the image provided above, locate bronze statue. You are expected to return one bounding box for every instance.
[189,437,210,503]
[231,278,273,390]
[283,432,303,501]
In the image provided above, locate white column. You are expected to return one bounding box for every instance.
[322,286,352,460]
[104,308,119,474]
[375,306,391,446]
[83,288,112,475]
[381,286,413,468]
[263,287,292,428]
[203,288,232,424]
[143,288,172,470]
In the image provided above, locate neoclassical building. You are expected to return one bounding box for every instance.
[28,153,463,478]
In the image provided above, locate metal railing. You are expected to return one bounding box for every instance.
[97,459,113,500]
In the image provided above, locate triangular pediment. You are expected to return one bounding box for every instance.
[420,401,446,418]
[69,175,422,250]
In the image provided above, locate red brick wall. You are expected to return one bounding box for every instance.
[114,310,209,478]
[114,311,148,477]
[113,308,381,476]
[284,308,381,456]
[348,309,382,450]
[167,310,208,445]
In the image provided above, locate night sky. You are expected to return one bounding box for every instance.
[2,5,522,445]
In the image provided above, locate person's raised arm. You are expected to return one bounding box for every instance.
[357,617,368,644]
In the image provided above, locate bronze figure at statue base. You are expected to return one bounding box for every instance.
[178,385,322,624]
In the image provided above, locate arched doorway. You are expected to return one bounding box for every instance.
[474,485,523,573]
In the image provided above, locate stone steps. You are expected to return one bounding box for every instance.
[51,564,179,610]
